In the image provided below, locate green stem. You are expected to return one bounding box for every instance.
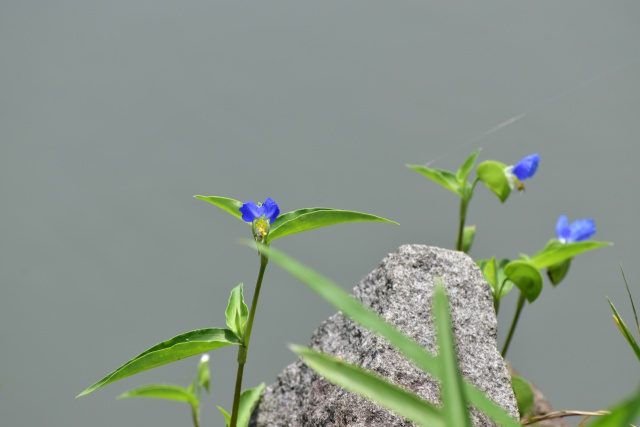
[230,253,269,427]
[455,179,479,252]
[191,404,200,427]
[501,292,526,358]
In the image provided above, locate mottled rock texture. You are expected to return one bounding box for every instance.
[250,245,519,427]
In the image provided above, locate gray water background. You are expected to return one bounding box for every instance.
[1,2,639,426]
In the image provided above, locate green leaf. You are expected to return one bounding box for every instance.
[292,345,443,427]
[461,225,476,254]
[479,258,513,301]
[586,383,640,427]
[117,384,198,406]
[77,328,241,397]
[259,244,521,427]
[236,383,266,427]
[607,298,640,362]
[546,259,571,286]
[407,164,462,196]
[510,375,534,418]
[530,240,611,270]
[457,148,481,186]
[433,284,472,427]
[194,195,245,223]
[476,160,511,203]
[504,261,543,303]
[217,406,231,427]
[267,209,398,242]
[621,267,640,334]
[226,283,249,340]
[197,354,211,394]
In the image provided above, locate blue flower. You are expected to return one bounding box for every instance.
[555,215,596,243]
[505,154,540,190]
[239,198,280,242]
[239,197,280,223]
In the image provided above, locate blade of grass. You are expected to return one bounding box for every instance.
[620,266,640,333]
[607,298,640,362]
[433,284,472,427]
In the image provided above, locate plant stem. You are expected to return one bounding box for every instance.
[456,197,469,252]
[230,253,269,427]
[191,404,200,427]
[501,292,526,357]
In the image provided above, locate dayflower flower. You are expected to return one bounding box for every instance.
[504,154,540,191]
[239,197,280,242]
[555,215,596,243]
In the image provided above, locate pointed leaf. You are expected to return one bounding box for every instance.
[461,225,476,254]
[236,383,266,427]
[267,209,397,242]
[457,148,481,185]
[476,160,511,203]
[607,298,640,362]
[504,261,543,303]
[194,196,245,223]
[258,244,521,427]
[433,284,472,427]
[292,345,444,427]
[77,328,240,397]
[407,164,462,196]
[218,406,231,427]
[530,240,611,270]
[546,259,571,286]
[510,376,534,418]
[117,384,198,406]
[226,283,249,340]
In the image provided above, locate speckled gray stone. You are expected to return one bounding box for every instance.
[250,245,519,427]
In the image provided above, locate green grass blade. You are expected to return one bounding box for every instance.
[194,195,245,222]
[607,298,640,362]
[620,266,640,333]
[586,383,640,427]
[292,345,444,427]
[260,245,520,427]
[77,328,240,397]
[117,384,198,406]
[433,284,472,427]
[266,209,397,242]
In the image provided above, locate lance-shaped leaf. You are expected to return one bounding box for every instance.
[407,164,462,196]
[267,209,397,242]
[504,261,543,303]
[476,160,511,203]
[258,244,521,427]
[456,148,481,186]
[194,196,245,222]
[292,345,444,427]
[226,283,249,340]
[117,384,198,406]
[433,284,472,427]
[77,328,240,397]
[607,298,640,362]
[236,383,266,427]
[530,240,611,270]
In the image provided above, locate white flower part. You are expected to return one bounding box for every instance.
[200,354,210,363]
[503,165,517,190]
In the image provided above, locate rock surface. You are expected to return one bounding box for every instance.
[250,245,519,427]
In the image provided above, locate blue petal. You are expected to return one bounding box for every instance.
[556,215,570,241]
[568,219,596,243]
[262,197,280,223]
[239,201,263,222]
[512,154,540,181]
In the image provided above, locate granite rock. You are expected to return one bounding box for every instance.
[250,245,519,427]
